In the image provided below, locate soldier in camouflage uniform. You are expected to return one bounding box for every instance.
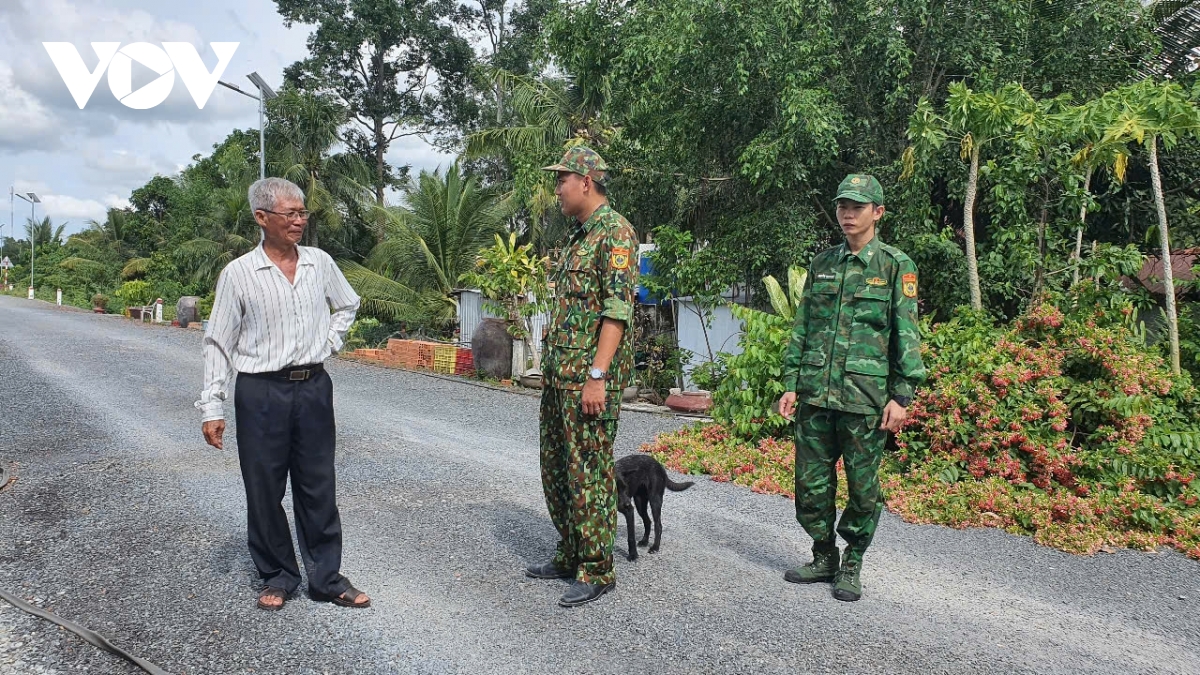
[777,174,926,602]
[525,145,638,608]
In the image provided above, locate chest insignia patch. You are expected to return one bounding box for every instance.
[865,277,887,287]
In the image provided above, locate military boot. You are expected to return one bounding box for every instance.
[783,542,839,584]
[832,553,863,602]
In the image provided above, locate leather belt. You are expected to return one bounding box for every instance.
[246,363,324,382]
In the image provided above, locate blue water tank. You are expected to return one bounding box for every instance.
[636,244,669,305]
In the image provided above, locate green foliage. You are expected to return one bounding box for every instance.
[710,304,791,440]
[274,0,476,200]
[114,280,154,307]
[708,267,806,439]
[198,292,216,320]
[890,302,1200,558]
[460,232,550,339]
[91,293,108,309]
[634,329,685,397]
[342,164,509,328]
[344,317,393,351]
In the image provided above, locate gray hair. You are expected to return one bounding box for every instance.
[248,177,305,213]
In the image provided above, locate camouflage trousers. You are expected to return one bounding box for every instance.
[794,404,887,563]
[539,387,619,585]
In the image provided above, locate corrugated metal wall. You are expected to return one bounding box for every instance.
[457,289,548,347]
[675,300,744,390]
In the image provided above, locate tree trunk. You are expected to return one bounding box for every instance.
[1148,136,1181,376]
[1071,169,1093,287]
[963,144,983,311]
[1033,177,1050,299]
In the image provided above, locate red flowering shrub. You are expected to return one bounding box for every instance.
[641,303,1200,561]
[891,306,1200,558]
[640,423,854,507]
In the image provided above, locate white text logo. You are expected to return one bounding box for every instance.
[42,42,239,110]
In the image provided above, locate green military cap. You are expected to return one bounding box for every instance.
[835,174,885,206]
[542,145,608,185]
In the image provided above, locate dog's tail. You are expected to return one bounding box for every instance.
[666,478,694,492]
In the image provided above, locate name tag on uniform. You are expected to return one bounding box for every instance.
[865,277,887,287]
[817,274,836,280]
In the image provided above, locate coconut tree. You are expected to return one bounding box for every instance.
[175,185,259,288]
[341,164,511,328]
[268,88,375,250]
[465,68,607,250]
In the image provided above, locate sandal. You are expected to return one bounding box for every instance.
[309,583,371,608]
[257,587,287,611]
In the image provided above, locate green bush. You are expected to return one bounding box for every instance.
[710,303,791,440]
[114,280,153,306]
[634,328,685,398]
[890,303,1200,558]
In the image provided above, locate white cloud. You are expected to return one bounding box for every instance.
[4,0,258,126]
[0,62,63,151]
[0,0,452,237]
[81,146,176,185]
[38,194,111,228]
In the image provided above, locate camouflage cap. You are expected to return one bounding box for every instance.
[835,174,885,205]
[542,145,608,185]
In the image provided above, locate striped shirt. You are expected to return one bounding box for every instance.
[196,242,360,422]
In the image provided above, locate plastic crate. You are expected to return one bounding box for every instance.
[433,345,458,374]
[454,350,474,375]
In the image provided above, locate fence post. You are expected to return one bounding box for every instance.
[155,298,163,323]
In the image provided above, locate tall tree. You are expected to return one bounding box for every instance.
[905,82,1035,310]
[1103,79,1200,375]
[268,88,375,249]
[274,0,476,204]
[341,164,510,326]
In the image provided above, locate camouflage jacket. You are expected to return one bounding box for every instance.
[780,237,926,415]
[541,203,638,392]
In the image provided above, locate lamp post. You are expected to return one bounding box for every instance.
[14,191,39,298]
[218,72,277,181]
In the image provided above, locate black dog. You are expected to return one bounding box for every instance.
[615,454,694,561]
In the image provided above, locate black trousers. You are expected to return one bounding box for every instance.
[234,368,348,596]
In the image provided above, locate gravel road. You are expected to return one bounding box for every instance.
[1,294,1198,675]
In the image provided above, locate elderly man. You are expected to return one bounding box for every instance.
[197,177,370,611]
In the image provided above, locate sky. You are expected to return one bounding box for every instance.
[0,0,455,240]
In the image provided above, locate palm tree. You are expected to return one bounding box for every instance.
[465,68,607,251]
[175,184,259,289]
[25,216,66,247]
[341,164,510,327]
[269,89,374,250]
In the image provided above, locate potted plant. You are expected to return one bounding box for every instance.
[460,233,550,382]
[91,293,108,313]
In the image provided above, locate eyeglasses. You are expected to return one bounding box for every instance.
[259,209,310,221]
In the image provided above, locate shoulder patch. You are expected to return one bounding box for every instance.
[902,272,918,298]
[610,246,631,270]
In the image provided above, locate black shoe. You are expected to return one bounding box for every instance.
[558,580,615,607]
[525,561,574,579]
